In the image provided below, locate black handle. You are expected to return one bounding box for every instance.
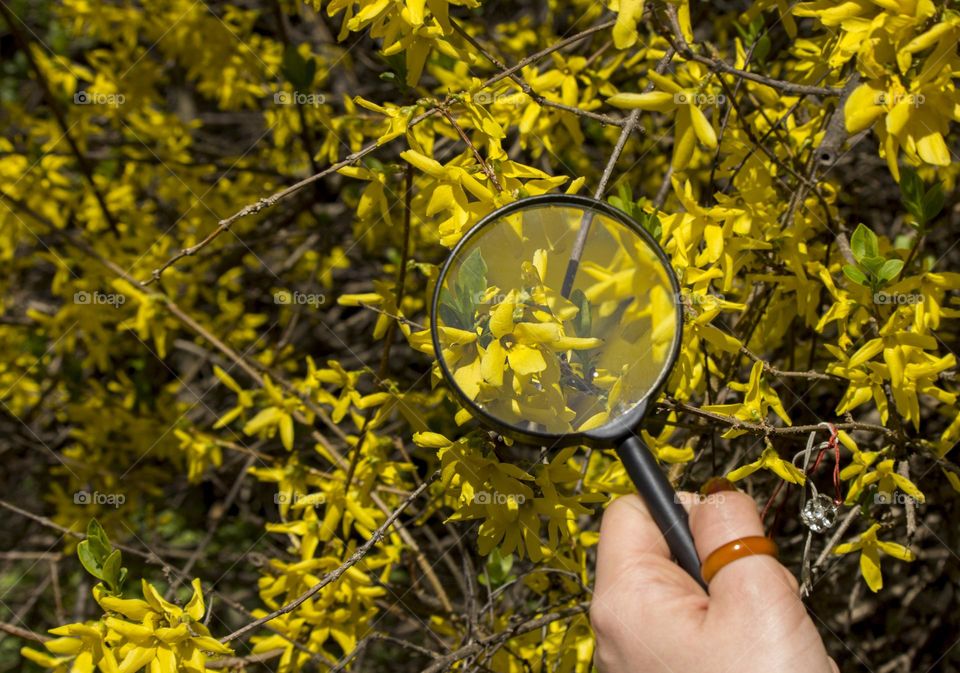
[615,434,706,589]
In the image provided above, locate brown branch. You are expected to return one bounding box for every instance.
[205,648,285,669]
[0,497,335,666]
[814,72,860,167]
[420,603,589,673]
[165,453,259,597]
[139,125,431,285]
[337,168,454,614]
[658,399,895,438]
[142,18,622,285]
[438,108,503,192]
[0,189,353,461]
[658,3,841,98]
[343,165,416,491]
[739,346,841,381]
[560,47,675,298]
[898,460,917,540]
[451,19,626,128]
[479,22,616,91]
[803,506,861,596]
[0,621,49,643]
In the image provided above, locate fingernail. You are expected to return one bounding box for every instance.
[701,477,736,496]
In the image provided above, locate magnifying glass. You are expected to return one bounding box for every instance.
[430,193,704,587]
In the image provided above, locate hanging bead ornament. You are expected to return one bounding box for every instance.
[793,423,842,533]
[801,493,838,533]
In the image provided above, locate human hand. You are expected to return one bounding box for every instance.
[591,481,839,673]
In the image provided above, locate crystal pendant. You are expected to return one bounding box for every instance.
[800,494,838,533]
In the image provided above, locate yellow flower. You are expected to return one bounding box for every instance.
[842,457,925,506]
[22,580,231,673]
[703,362,792,438]
[607,67,719,170]
[726,444,806,485]
[834,523,915,592]
[608,0,645,49]
[641,412,695,464]
[328,0,479,86]
[844,76,958,180]
[828,326,956,430]
[173,430,223,484]
[242,375,300,450]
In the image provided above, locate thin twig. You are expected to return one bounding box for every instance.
[143,18,621,284]
[220,471,438,644]
[658,399,895,438]
[0,621,49,643]
[438,108,503,192]
[559,47,676,298]
[420,603,589,673]
[205,648,285,669]
[740,346,841,381]
[451,20,625,128]
[659,4,840,98]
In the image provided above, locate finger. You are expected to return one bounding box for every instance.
[689,486,835,671]
[688,489,800,608]
[674,490,698,515]
[596,494,672,578]
[592,495,706,665]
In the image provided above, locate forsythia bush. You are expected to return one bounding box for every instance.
[0,0,957,670]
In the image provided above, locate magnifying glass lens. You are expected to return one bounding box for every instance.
[434,201,679,436]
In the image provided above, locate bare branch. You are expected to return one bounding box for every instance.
[220,471,439,644]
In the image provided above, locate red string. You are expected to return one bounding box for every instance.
[762,423,843,532]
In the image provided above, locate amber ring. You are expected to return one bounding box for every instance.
[701,536,779,584]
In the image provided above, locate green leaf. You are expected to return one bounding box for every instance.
[843,264,867,285]
[101,549,123,592]
[77,518,124,588]
[732,20,750,41]
[860,255,885,276]
[850,224,878,262]
[921,183,944,224]
[608,184,637,218]
[438,302,466,331]
[637,211,662,240]
[281,45,316,89]
[457,248,487,310]
[438,287,460,327]
[899,167,943,229]
[481,548,515,587]
[77,540,105,580]
[570,289,592,338]
[753,35,771,64]
[893,234,914,250]
[380,52,408,89]
[85,519,111,560]
[439,250,487,332]
[899,167,924,213]
[77,519,126,593]
[878,258,904,282]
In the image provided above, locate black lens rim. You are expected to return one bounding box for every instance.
[430,193,684,448]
